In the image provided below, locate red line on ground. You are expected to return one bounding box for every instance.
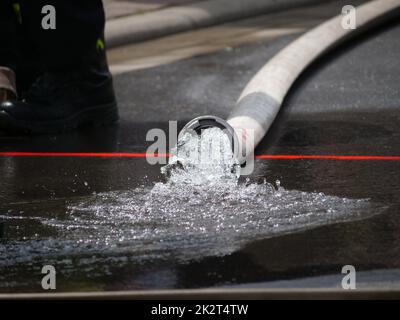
[254,155,400,160]
[0,152,169,158]
[0,152,400,160]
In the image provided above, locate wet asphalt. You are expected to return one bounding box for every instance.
[0,18,399,293]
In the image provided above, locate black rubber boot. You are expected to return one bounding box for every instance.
[0,64,118,134]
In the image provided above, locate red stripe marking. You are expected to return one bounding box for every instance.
[0,152,399,160]
[254,155,400,160]
[0,152,169,158]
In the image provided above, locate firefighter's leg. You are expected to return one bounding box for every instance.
[0,0,118,133]
[0,0,19,100]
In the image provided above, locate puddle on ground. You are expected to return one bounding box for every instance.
[0,128,383,277]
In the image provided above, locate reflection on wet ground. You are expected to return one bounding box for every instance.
[0,19,400,293]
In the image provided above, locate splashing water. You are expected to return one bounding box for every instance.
[0,127,383,277]
[162,127,240,186]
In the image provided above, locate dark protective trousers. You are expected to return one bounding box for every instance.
[0,0,106,92]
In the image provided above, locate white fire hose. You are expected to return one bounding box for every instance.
[181,0,400,166]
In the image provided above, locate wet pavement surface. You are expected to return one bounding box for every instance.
[0,19,399,293]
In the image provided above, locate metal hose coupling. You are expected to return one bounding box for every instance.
[179,115,239,155]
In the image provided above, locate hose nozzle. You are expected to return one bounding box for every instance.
[179,115,238,153]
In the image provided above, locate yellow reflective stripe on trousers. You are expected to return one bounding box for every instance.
[13,3,22,24]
